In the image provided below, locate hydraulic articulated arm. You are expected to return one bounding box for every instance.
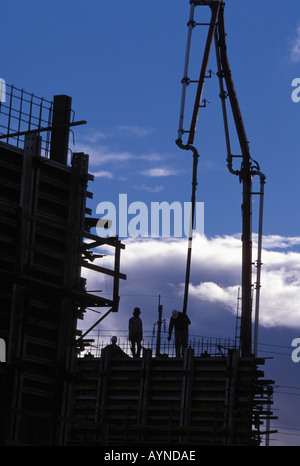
[176,0,266,357]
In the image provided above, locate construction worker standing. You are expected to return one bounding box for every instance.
[168,310,191,358]
[128,307,143,357]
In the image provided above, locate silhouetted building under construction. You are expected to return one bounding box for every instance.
[0,85,125,445]
[0,83,276,446]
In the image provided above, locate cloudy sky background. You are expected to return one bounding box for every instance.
[80,231,300,446]
[2,0,300,446]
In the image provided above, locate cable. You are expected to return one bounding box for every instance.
[119,292,300,314]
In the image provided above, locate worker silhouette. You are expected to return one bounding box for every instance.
[128,307,143,357]
[101,336,129,359]
[168,310,191,358]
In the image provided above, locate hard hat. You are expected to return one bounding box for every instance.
[172,310,178,319]
[111,336,117,343]
[133,307,141,315]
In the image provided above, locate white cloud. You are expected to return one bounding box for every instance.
[259,235,300,250]
[141,167,180,177]
[73,142,163,168]
[80,234,300,338]
[83,131,108,143]
[80,125,154,143]
[92,170,114,179]
[134,184,164,193]
[116,125,154,138]
[74,143,136,166]
[188,281,239,310]
[290,24,300,63]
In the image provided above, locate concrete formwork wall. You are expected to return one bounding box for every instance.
[70,349,273,446]
[0,135,91,445]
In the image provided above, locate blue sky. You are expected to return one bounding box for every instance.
[2,0,300,446]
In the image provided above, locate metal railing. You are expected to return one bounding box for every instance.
[0,83,76,159]
[78,330,239,359]
[0,83,53,156]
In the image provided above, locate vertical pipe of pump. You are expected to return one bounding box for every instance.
[217,6,253,357]
[254,173,265,357]
[182,145,199,315]
[241,165,253,357]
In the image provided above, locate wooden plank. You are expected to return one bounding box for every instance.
[80,259,126,280]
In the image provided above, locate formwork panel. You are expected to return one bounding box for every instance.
[69,349,275,446]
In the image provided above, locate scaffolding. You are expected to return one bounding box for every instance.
[0,83,86,159]
[69,348,276,446]
[0,85,126,445]
[0,73,276,446]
